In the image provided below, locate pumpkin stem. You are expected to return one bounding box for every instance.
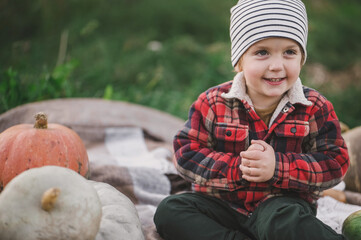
[41,187,60,211]
[34,112,48,129]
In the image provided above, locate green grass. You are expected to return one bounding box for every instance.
[1,0,361,127]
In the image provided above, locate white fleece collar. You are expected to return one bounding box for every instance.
[221,72,313,126]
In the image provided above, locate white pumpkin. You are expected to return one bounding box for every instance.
[0,166,102,240]
[90,181,145,240]
[343,126,361,193]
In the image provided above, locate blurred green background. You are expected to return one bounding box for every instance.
[1,0,361,127]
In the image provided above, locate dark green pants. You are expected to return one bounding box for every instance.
[154,193,346,240]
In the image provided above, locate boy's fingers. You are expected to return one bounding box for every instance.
[241,158,259,168]
[240,164,260,177]
[250,140,268,150]
[247,143,265,151]
[240,150,262,160]
[241,159,250,167]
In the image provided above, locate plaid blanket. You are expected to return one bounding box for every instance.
[87,127,191,240]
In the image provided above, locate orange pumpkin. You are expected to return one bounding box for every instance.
[0,112,89,191]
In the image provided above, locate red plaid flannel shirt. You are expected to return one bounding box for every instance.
[173,75,349,216]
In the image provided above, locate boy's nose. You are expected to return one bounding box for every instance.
[268,57,284,71]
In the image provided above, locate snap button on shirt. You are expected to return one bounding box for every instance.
[291,127,297,133]
[226,130,232,137]
[282,106,289,113]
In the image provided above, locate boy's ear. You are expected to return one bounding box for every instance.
[234,59,243,72]
[235,63,242,72]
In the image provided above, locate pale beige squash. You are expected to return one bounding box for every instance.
[90,181,145,240]
[0,166,102,240]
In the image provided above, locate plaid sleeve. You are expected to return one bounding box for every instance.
[271,99,350,192]
[173,91,247,191]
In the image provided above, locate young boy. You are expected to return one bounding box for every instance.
[154,0,350,239]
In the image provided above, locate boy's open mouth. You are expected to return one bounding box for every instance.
[264,78,286,84]
[264,78,285,82]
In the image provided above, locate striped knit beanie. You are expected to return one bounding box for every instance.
[230,0,308,67]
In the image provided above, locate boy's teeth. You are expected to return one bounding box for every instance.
[267,78,282,82]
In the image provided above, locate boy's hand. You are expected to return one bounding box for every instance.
[239,140,276,182]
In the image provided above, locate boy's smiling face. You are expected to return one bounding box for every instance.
[236,37,303,108]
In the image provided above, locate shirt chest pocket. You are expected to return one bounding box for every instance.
[273,120,310,153]
[213,123,249,154]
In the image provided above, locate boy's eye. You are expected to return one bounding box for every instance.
[255,50,268,56]
[285,49,297,55]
